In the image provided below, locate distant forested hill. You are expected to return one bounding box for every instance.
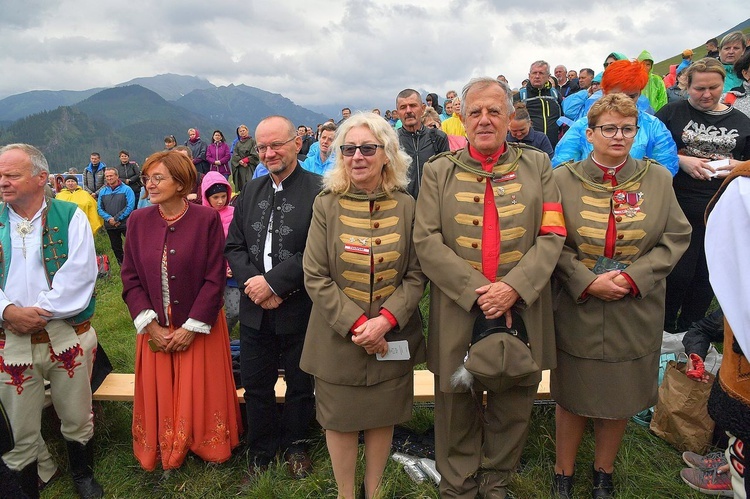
[0,89,102,124]
[0,86,211,170]
[0,77,327,172]
[0,107,115,171]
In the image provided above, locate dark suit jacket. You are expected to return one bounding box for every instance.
[225,166,321,334]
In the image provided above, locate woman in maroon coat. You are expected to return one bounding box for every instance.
[121,150,241,471]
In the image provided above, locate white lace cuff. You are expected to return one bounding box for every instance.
[134,309,158,334]
[182,318,211,334]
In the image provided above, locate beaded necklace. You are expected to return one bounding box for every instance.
[158,199,189,222]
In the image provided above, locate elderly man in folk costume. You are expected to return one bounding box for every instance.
[0,144,102,499]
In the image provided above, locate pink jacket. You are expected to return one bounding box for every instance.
[201,171,234,236]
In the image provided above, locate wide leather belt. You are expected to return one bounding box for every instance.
[0,320,91,344]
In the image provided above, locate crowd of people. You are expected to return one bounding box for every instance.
[1,30,750,499]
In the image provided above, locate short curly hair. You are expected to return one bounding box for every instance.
[587,93,639,127]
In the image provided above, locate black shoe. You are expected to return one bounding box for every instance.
[5,460,39,499]
[552,472,574,498]
[592,465,614,498]
[65,440,103,499]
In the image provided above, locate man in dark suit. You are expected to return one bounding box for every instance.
[225,116,321,479]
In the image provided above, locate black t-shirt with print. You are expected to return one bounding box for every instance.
[656,99,750,217]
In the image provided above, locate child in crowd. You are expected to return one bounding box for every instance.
[201,171,239,333]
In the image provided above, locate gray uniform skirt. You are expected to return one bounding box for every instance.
[551,349,660,420]
[315,372,414,432]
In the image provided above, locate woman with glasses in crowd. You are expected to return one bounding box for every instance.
[553,60,678,175]
[551,93,691,498]
[121,150,241,471]
[656,57,750,334]
[300,113,426,499]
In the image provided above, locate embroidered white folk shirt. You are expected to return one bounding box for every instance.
[0,201,96,365]
[0,201,96,319]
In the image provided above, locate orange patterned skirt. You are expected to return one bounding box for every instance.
[132,313,241,471]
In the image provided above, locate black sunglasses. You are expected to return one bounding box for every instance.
[340,144,384,157]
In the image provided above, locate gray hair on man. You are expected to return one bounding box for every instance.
[461,77,515,115]
[530,60,550,73]
[0,143,50,175]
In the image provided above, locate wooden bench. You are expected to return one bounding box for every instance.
[93,370,551,403]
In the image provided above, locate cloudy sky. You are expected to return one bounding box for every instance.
[1,0,746,114]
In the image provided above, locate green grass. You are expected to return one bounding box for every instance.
[38,232,710,498]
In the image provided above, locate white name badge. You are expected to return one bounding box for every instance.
[376,340,410,361]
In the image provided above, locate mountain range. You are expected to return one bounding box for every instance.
[0,74,329,172]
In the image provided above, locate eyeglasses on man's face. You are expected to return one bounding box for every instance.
[255,137,296,155]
